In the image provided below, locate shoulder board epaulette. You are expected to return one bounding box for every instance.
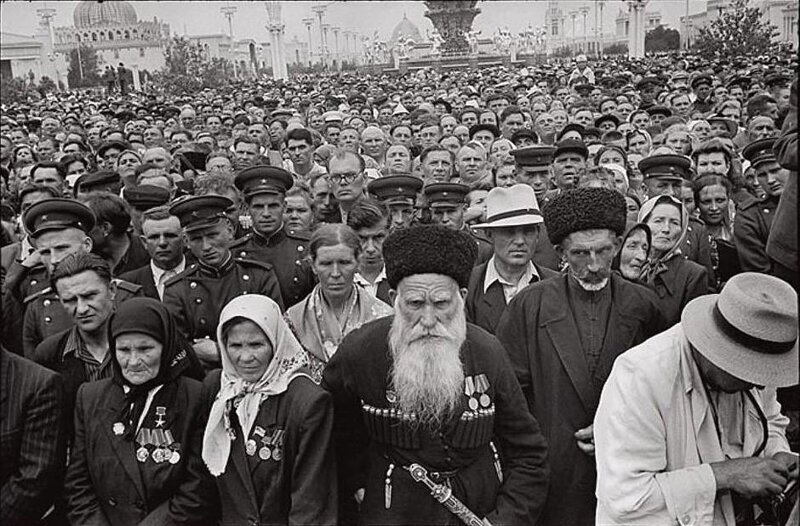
[229,233,253,248]
[24,286,53,304]
[113,279,142,295]
[738,195,759,210]
[234,257,274,271]
[285,229,311,241]
[164,264,199,287]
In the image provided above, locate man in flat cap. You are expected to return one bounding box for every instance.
[164,194,284,367]
[595,273,798,524]
[735,138,789,273]
[323,224,549,526]
[544,139,589,206]
[496,187,665,526]
[230,165,315,308]
[18,198,142,358]
[425,182,493,265]
[122,183,171,236]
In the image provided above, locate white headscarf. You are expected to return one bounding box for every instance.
[202,295,309,476]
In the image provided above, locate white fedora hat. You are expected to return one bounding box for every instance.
[682,272,798,388]
[473,184,544,229]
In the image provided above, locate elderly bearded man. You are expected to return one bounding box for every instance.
[496,187,665,526]
[322,225,549,526]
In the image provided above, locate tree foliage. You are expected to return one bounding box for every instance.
[67,44,102,88]
[693,0,778,59]
[604,42,628,55]
[154,37,233,96]
[0,76,41,105]
[645,25,680,52]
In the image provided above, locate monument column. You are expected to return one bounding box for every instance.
[423,1,481,56]
[266,1,287,80]
[627,0,648,58]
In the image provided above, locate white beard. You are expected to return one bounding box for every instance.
[575,276,609,291]
[388,296,467,429]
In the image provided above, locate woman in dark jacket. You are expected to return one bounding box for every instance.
[638,195,709,326]
[201,294,336,526]
[65,298,214,526]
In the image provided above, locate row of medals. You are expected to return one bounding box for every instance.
[134,427,180,465]
[246,426,284,461]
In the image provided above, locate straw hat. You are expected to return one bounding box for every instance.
[473,184,543,229]
[681,272,798,388]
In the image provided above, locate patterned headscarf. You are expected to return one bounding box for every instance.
[637,194,689,284]
[202,295,309,476]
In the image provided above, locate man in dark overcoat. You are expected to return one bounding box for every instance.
[496,187,666,526]
[323,225,549,526]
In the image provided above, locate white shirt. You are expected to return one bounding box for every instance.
[354,266,388,299]
[483,256,539,304]
[152,257,186,300]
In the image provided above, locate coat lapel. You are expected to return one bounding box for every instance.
[229,419,261,513]
[101,387,146,500]
[542,277,595,413]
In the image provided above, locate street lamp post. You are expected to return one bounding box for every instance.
[580,6,590,53]
[221,5,238,79]
[302,17,315,66]
[569,11,578,53]
[312,3,328,67]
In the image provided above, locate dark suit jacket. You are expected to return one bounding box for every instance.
[201,372,336,526]
[1,349,66,524]
[495,274,665,526]
[465,262,559,334]
[118,264,159,300]
[65,377,214,526]
[646,256,709,327]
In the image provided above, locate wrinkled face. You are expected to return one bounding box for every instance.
[453,125,470,145]
[392,273,463,335]
[756,161,789,198]
[748,119,776,141]
[430,203,464,230]
[385,145,411,173]
[35,228,92,274]
[441,116,458,135]
[561,229,620,289]
[666,132,691,155]
[283,195,314,233]
[140,216,183,270]
[515,167,550,199]
[55,270,115,334]
[361,128,387,159]
[695,152,729,177]
[116,332,162,385]
[391,126,412,147]
[692,121,711,141]
[313,243,358,302]
[489,224,539,268]
[553,152,585,189]
[619,229,649,281]
[644,177,682,199]
[421,151,453,182]
[338,129,360,152]
[490,140,514,165]
[646,203,682,254]
[312,177,337,219]
[143,148,172,169]
[224,320,274,384]
[185,220,233,267]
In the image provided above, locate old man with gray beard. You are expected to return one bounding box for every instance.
[322,224,549,526]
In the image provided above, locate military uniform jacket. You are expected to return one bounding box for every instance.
[495,274,665,526]
[230,227,315,308]
[463,227,493,266]
[22,279,142,359]
[322,317,549,526]
[163,256,284,342]
[65,377,214,526]
[734,195,778,273]
[201,372,336,526]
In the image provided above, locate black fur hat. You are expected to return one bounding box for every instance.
[544,187,627,246]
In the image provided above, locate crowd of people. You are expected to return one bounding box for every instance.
[0,48,797,525]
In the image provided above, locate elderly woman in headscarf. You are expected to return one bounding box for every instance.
[286,224,393,382]
[65,298,212,526]
[637,195,709,326]
[202,294,336,526]
[612,223,651,284]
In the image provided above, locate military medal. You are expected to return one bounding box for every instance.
[272,429,284,461]
[152,448,163,463]
[385,390,397,404]
[113,422,125,436]
[259,446,271,460]
[475,374,492,408]
[155,406,166,427]
[169,450,181,464]
[136,447,149,463]
[245,439,257,456]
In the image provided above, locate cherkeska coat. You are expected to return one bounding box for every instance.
[495,274,666,526]
[65,377,214,526]
[201,371,337,526]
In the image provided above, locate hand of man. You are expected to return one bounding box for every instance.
[192,338,219,364]
[711,457,790,498]
[574,424,594,456]
[773,452,799,481]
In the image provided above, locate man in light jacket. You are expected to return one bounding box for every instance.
[594,272,798,525]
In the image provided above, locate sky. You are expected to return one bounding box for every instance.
[1,0,710,44]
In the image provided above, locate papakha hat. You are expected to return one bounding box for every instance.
[682,272,798,387]
[543,187,626,245]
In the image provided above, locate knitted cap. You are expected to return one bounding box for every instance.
[543,187,627,245]
[383,225,477,289]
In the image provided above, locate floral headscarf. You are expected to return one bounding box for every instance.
[637,194,689,284]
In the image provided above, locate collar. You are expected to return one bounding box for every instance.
[483,256,538,294]
[198,253,234,277]
[354,266,387,287]
[252,225,286,246]
[151,257,186,283]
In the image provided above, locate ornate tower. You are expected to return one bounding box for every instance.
[423,0,481,56]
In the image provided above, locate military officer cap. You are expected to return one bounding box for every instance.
[742,138,777,168]
[23,198,96,238]
[123,184,171,212]
[691,74,713,89]
[424,182,470,208]
[234,165,294,198]
[75,170,122,195]
[511,145,556,168]
[169,194,233,232]
[554,138,589,160]
[368,175,423,206]
[638,154,692,182]
[347,93,366,106]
